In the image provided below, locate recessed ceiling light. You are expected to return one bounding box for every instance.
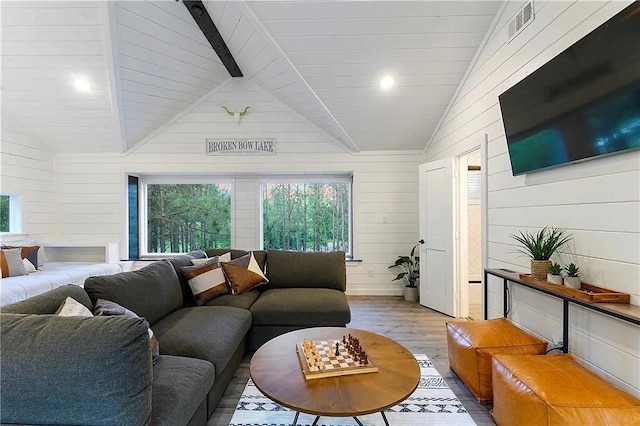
[72,77,91,92]
[380,76,394,89]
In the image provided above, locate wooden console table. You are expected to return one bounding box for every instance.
[484,268,640,353]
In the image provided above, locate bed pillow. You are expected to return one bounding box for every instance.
[94,299,160,364]
[56,297,94,317]
[1,248,28,278]
[181,257,230,305]
[221,252,268,295]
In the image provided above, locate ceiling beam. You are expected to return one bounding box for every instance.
[182,0,243,77]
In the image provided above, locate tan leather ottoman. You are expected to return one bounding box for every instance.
[492,354,640,425]
[446,317,547,403]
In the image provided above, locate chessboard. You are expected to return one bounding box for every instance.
[295,335,378,380]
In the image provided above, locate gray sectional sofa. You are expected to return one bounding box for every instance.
[0,249,351,426]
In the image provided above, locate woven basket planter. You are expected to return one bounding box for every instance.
[530,260,551,280]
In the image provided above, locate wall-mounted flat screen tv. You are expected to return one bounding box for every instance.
[499,2,640,176]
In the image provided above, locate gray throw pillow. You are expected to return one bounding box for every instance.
[1,248,27,278]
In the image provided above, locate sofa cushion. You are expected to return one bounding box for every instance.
[2,245,40,270]
[250,288,351,326]
[167,250,207,307]
[23,258,37,272]
[204,289,260,310]
[0,313,152,425]
[150,355,215,426]
[56,297,94,317]
[181,258,230,305]
[152,306,251,374]
[84,260,182,326]
[192,251,230,264]
[265,250,346,291]
[1,284,93,314]
[206,248,267,272]
[1,248,28,278]
[222,253,268,295]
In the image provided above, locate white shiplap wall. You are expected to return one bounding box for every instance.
[0,127,56,242]
[426,1,640,396]
[55,79,423,295]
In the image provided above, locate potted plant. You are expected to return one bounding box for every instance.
[510,227,572,280]
[389,244,419,301]
[546,262,563,285]
[563,263,581,289]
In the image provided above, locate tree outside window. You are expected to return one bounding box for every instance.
[146,184,231,253]
[0,195,10,232]
[262,182,351,253]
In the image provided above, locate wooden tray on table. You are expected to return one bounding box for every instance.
[518,274,630,304]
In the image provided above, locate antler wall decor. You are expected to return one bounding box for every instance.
[222,106,250,125]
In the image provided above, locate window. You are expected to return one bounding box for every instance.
[0,195,10,232]
[140,182,231,255]
[128,176,139,259]
[261,177,352,254]
[0,194,21,233]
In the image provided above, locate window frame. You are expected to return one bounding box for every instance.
[258,174,354,257]
[138,176,234,258]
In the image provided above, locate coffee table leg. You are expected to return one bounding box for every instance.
[291,411,300,425]
[311,416,320,426]
[380,410,390,426]
[353,417,364,426]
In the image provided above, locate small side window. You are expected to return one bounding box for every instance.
[0,195,10,232]
[0,194,21,233]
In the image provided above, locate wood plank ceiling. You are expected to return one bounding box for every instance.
[0,0,502,153]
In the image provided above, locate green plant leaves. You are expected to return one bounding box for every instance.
[510,227,572,260]
[563,262,580,277]
[389,246,420,287]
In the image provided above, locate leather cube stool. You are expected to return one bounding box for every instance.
[492,354,640,425]
[446,317,547,403]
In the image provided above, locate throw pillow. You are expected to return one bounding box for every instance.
[2,245,40,270]
[221,252,268,295]
[23,258,37,273]
[181,257,229,305]
[0,248,28,278]
[94,298,160,365]
[191,251,230,265]
[56,297,94,317]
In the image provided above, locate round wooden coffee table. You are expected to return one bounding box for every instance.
[250,327,420,425]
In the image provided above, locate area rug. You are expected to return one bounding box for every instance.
[229,354,476,426]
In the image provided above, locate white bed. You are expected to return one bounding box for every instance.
[0,262,123,307]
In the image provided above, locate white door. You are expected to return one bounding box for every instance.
[419,158,457,316]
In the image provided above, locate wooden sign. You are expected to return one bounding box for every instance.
[205,138,276,155]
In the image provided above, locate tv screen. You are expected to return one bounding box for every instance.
[499,2,640,176]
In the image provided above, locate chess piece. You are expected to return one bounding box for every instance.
[335,342,340,357]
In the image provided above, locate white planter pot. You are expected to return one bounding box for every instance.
[564,276,581,289]
[547,273,563,285]
[403,286,419,302]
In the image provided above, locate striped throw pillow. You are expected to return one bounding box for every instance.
[181,257,230,305]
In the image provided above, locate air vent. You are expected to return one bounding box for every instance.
[508,2,535,41]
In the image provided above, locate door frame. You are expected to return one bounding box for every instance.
[457,154,469,318]
[454,141,486,318]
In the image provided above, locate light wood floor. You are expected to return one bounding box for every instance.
[208,296,495,425]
